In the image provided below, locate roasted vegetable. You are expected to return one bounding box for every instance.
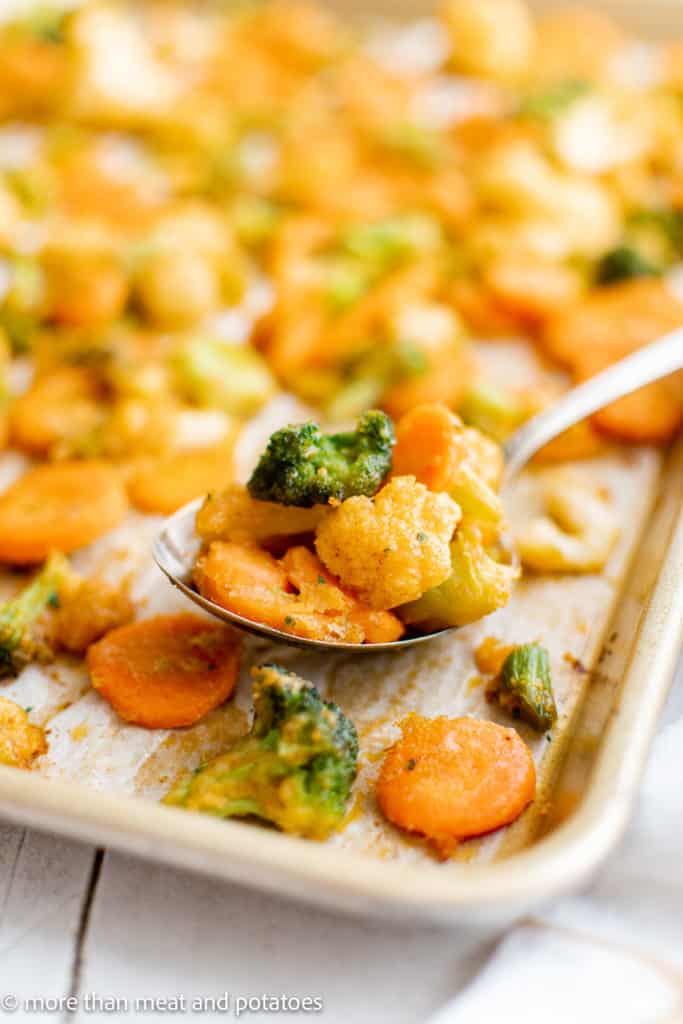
[336,215,441,274]
[164,663,358,839]
[315,475,460,609]
[196,484,327,545]
[392,404,504,529]
[489,643,557,731]
[0,697,46,769]
[0,551,68,677]
[248,410,395,507]
[0,256,46,352]
[517,472,619,573]
[377,714,535,858]
[171,336,274,417]
[459,382,530,443]
[398,524,518,629]
[594,245,660,286]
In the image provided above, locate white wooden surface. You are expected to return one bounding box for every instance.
[0,659,679,1024]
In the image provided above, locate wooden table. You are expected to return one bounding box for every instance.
[1,658,680,1024]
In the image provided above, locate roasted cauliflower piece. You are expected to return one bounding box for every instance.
[53,575,135,655]
[399,524,518,629]
[315,476,460,609]
[517,472,620,573]
[0,697,46,770]
[196,484,327,545]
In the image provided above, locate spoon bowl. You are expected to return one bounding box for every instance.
[153,497,451,652]
[153,330,683,653]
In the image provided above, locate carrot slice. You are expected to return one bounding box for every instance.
[377,714,535,858]
[0,461,129,564]
[392,403,464,492]
[87,613,241,729]
[127,442,235,516]
[194,540,363,642]
[281,545,405,641]
[574,347,683,444]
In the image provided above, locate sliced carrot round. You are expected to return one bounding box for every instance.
[392,403,464,492]
[0,460,129,564]
[87,613,242,729]
[377,714,535,857]
[194,540,364,643]
[127,442,235,516]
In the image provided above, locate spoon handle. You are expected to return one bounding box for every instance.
[502,329,683,484]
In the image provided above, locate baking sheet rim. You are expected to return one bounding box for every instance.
[0,499,678,924]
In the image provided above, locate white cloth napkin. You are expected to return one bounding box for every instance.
[428,658,683,1024]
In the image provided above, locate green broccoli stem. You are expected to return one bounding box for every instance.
[497,643,557,732]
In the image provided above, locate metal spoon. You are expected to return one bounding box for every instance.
[153,330,683,652]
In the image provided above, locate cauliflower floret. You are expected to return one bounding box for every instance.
[0,697,46,769]
[196,484,327,545]
[476,140,619,257]
[54,576,134,655]
[315,476,460,610]
[516,471,620,573]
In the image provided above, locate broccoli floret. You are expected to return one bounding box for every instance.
[489,643,557,732]
[398,525,518,630]
[164,663,358,840]
[594,245,660,286]
[626,207,683,262]
[247,410,395,507]
[171,336,275,417]
[0,256,46,353]
[0,552,69,678]
[459,382,530,443]
[338,214,441,269]
[16,6,68,44]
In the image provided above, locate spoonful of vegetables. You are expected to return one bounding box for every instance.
[154,331,682,652]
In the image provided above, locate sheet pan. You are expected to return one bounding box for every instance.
[0,1,680,927]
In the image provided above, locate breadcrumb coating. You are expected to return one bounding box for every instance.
[0,697,46,769]
[315,476,460,609]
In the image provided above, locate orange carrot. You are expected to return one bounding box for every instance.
[87,613,242,729]
[540,279,683,444]
[377,714,536,858]
[533,419,606,463]
[0,461,129,564]
[127,442,235,516]
[281,545,404,642]
[45,255,129,328]
[392,403,465,492]
[474,636,515,677]
[574,347,683,444]
[194,540,363,642]
[194,540,403,643]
